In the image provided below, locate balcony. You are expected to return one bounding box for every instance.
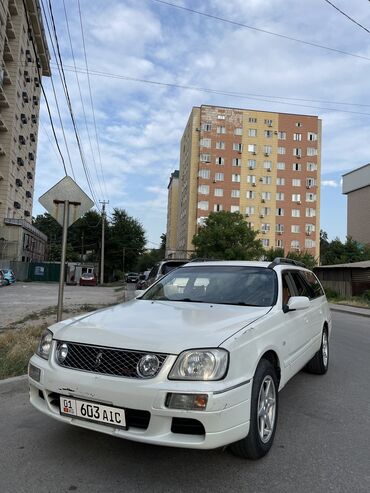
[8,0,19,15]
[14,201,21,209]
[32,96,38,106]
[22,92,29,103]
[25,50,32,63]
[0,116,8,132]
[17,157,24,166]
[15,178,23,187]
[3,37,14,61]
[28,152,34,161]
[24,71,30,83]
[20,113,27,124]
[34,77,40,87]
[6,15,16,39]
[19,135,26,145]
[27,171,33,180]
[31,114,37,124]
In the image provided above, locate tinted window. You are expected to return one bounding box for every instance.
[141,266,278,307]
[289,271,312,298]
[161,262,187,275]
[301,271,324,298]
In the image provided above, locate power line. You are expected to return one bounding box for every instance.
[61,0,104,199]
[52,63,370,117]
[77,0,108,200]
[20,0,68,176]
[322,0,370,35]
[149,0,370,62]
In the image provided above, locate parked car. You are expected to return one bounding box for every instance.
[29,258,331,459]
[0,270,5,287]
[142,259,189,289]
[0,269,16,285]
[126,272,139,283]
[79,272,97,286]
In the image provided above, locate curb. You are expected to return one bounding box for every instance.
[330,306,370,318]
[0,374,27,386]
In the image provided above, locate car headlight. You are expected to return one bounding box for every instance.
[36,329,53,360]
[168,349,229,381]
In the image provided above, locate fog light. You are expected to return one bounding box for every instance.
[166,393,208,410]
[57,343,69,363]
[137,354,160,378]
[28,363,41,382]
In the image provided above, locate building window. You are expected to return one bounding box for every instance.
[276,208,284,216]
[307,162,317,171]
[276,177,285,186]
[249,117,257,123]
[293,163,301,171]
[246,190,256,199]
[276,192,284,201]
[217,126,226,134]
[263,161,272,170]
[296,122,302,127]
[230,205,240,213]
[308,132,317,141]
[214,188,223,197]
[233,143,243,152]
[306,178,316,188]
[261,223,270,232]
[201,122,212,131]
[278,131,286,140]
[198,201,209,210]
[200,138,211,147]
[276,239,284,247]
[232,173,241,182]
[306,208,316,217]
[305,239,316,248]
[306,223,315,234]
[264,145,272,155]
[306,192,316,202]
[292,209,301,217]
[261,191,271,200]
[276,224,284,233]
[292,179,301,187]
[262,239,270,247]
[232,158,241,167]
[292,194,301,202]
[277,162,285,170]
[248,144,257,153]
[217,114,225,120]
[248,128,257,137]
[307,147,317,156]
[200,154,211,163]
[264,119,273,126]
[215,156,224,165]
[231,189,240,198]
[277,147,286,155]
[247,175,256,184]
[261,176,272,185]
[291,240,300,250]
[234,127,243,136]
[215,172,224,181]
[293,148,302,157]
[198,169,210,179]
[245,206,255,215]
[264,130,273,138]
[293,133,302,141]
[248,159,256,169]
[216,141,225,149]
[214,204,223,211]
[198,185,209,195]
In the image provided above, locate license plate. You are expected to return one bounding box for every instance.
[60,397,126,428]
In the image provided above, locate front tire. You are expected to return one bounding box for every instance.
[305,328,329,375]
[230,359,278,460]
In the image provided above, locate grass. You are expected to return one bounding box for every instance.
[0,325,47,380]
[328,297,370,309]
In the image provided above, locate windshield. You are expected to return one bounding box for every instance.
[141,265,277,307]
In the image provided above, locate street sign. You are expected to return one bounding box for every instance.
[39,176,94,227]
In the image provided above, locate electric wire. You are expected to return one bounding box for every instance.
[322,0,370,35]
[20,0,68,176]
[62,0,104,200]
[77,0,108,201]
[52,64,370,117]
[44,0,101,209]
[149,0,370,62]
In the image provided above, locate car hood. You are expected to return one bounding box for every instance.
[52,299,270,354]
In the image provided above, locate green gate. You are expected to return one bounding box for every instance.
[28,262,62,282]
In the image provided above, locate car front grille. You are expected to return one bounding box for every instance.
[55,341,167,379]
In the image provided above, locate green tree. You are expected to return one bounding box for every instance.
[192,211,264,260]
[264,247,317,270]
[33,213,62,244]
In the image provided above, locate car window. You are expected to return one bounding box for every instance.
[289,271,312,298]
[301,271,324,298]
[141,266,278,307]
[282,274,294,305]
[148,264,159,280]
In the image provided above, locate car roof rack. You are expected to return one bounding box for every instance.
[268,257,306,269]
[188,257,221,262]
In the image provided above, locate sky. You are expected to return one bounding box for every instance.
[34,0,370,247]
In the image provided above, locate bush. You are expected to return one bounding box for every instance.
[362,290,370,302]
[324,287,340,299]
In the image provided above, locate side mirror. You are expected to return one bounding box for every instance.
[283,296,310,313]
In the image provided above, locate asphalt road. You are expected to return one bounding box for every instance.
[0,311,369,493]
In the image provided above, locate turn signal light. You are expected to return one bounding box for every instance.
[165,393,208,410]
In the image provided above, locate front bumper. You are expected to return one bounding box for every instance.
[28,352,251,450]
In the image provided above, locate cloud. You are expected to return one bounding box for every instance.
[321,180,339,188]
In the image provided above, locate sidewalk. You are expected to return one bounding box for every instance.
[329,303,370,318]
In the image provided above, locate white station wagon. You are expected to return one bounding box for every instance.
[29,258,331,459]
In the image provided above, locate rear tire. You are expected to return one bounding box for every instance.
[305,328,329,375]
[230,359,278,460]
[4,279,9,286]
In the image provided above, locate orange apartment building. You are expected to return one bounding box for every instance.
[166,105,321,258]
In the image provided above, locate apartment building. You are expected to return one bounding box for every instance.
[0,0,50,261]
[342,163,370,245]
[169,105,321,257]
[166,170,179,256]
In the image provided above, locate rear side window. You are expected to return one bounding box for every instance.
[301,271,324,298]
[289,271,313,298]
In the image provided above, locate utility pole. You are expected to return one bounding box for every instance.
[81,232,84,264]
[122,247,125,276]
[100,200,109,285]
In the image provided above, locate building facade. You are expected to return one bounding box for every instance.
[342,163,370,246]
[165,170,179,257]
[169,105,321,257]
[0,0,50,261]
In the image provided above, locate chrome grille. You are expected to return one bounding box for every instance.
[55,341,167,379]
